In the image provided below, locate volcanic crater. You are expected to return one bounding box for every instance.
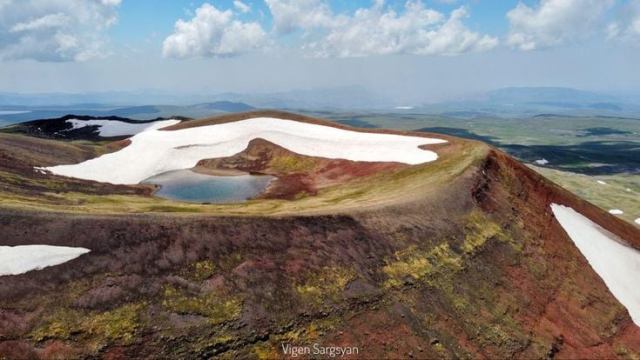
[0,110,639,359]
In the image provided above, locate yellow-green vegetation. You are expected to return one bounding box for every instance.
[295,267,356,305]
[31,303,144,345]
[30,308,81,342]
[193,331,238,355]
[383,243,463,289]
[183,260,216,282]
[409,251,531,352]
[615,345,640,360]
[252,343,281,360]
[161,284,241,324]
[82,303,143,344]
[269,155,317,173]
[462,211,513,253]
[532,165,640,226]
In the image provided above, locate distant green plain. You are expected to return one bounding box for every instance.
[313,111,640,226]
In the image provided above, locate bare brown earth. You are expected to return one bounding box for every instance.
[0,111,639,359]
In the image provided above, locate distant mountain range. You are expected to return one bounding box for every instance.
[0,86,388,110]
[0,101,255,126]
[418,87,640,118]
[1,87,639,126]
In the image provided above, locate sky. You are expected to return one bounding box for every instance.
[1,0,640,103]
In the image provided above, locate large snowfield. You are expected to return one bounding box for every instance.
[46,117,446,184]
[551,204,640,326]
[0,245,90,276]
[66,119,181,137]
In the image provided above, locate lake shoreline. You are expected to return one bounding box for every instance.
[142,169,275,204]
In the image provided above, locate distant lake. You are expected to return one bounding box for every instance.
[142,170,274,203]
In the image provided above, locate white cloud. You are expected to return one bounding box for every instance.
[304,1,497,58]
[162,3,267,58]
[100,0,121,6]
[161,0,496,60]
[234,0,251,14]
[264,0,339,34]
[506,0,614,51]
[607,0,640,44]
[10,13,71,32]
[0,0,120,62]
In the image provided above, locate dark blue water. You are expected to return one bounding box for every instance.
[143,170,274,203]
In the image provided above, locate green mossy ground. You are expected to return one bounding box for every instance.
[269,155,317,174]
[378,208,539,358]
[161,284,241,324]
[295,267,356,307]
[30,303,144,346]
[532,165,640,226]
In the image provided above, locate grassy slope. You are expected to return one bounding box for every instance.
[531,166,640,225]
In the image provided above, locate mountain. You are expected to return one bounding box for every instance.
[0,91,218,107]
[422,87,640,117]
[206,86,391,110]
[0,111,638,359]
[193,101,255,112]
[484,87,617,105]
[0,86,388,111]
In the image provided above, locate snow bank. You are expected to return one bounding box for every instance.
[66,119,180,137]
[45,117,446,185]
[0,245,90,276]
[551,204,640,326]
[609,209,624,215]
[534,159,549,165]
[0,110,30,115]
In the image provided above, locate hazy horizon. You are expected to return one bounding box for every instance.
[1,0,640,104]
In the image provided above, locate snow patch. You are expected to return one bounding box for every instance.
[551,204,640,326]
[635,218,640,225]
[66,119,180,137]
[0,245,90,276]
[534,159,549,165]
[0,110,30,115]
[45,117,447,185]
[597,180,607,185]
[609,209,624,215]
